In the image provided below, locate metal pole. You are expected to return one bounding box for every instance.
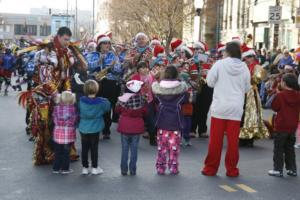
[92,0,95,38]
[75,0,78,39]
[273,0,280,49]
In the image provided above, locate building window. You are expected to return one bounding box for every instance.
[40,25,51,36]
[26,25,37,35]
[5,25,10,32]
[14,24,25,35]
[55,20,61,29]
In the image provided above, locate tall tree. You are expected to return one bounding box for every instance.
[107,0,194,49]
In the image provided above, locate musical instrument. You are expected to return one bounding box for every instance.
[252,64,267,84]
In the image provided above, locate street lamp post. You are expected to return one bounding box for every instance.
[194,0,204,42]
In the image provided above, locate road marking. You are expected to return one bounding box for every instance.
[236,184,257,193]
[219,185,237,192]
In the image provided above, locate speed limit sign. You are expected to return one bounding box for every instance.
[269,6,282,24]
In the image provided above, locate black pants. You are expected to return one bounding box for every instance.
[273,132,297,172]
[81,133,100,168]
[98,79,121,135]
[192,84,213,135]
[53,143,71,171]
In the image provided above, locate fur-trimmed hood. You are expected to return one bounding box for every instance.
[152,80,188,95]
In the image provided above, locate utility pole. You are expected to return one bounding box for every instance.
[75,0,78,39]
[273,0,280,49]
[92,0,95,38]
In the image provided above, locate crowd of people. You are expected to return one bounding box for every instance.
[0,26,299,178]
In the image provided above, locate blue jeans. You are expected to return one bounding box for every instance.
[53,142,71,171]
[120,134,140,173]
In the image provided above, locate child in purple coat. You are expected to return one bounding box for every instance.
[152,66,189,175]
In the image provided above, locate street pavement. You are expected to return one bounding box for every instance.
[0,89,299,200]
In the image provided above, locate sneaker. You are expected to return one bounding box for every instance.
[82,168,89,175]
[268,170,283,177]
[91,167,104,175]
[287,170,297,177]
[103,135,110,140]
[294,144,300,149]
[52,170,60,174]
[61,169,74,175]
[130,171,136,176]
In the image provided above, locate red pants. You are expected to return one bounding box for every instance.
[202,117,240,177]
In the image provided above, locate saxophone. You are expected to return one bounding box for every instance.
[95,66,113,81]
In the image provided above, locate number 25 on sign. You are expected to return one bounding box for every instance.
[269,6,282,24]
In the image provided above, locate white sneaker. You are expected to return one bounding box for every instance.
[294,144,300,149]
[91,167,104,175]
[82,167,89,175]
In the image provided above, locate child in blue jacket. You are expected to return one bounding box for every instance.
[79,80,111,175]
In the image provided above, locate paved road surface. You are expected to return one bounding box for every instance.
[0,90,299,200]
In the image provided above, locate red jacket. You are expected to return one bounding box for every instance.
[115,93,148,135]
[272,89,300,133]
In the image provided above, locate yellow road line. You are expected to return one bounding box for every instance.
[219,185,237,192]
[236,184,257,193]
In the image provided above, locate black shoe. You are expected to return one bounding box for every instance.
[130,171,136,176]
[150,140,157,146]
[103,135,110,140]
[121,172,127,176]
[287,170,297,177]
[28,136,35,142]
[12,86,16,91]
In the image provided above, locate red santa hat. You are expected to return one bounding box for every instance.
[241,43,256,59]
[181,46,194,57]
[171,38,185,52]
[193,41,208,52]
[97,34,110,45]
[189,64,199,75]
[152,45,165,59]
[87,40,97,48]
[105,31,113,39]
[150,37,161,47]
[231,36,242,45]
[217,43,226,52]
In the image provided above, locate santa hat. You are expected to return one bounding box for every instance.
[126,80,144,93]
[181,46,194,57]
[217,43,226,52]
[105,31,113,39]
[202,63,211,70]
[87,40,97,48]
[193,41,208,52]
[150,37,161,47]
[152,45,165,59]
[284,65,294,71]
[231,36,242,45]
[190,64,199,75]
[171,39,185,52]
[241,43,256,59]
[135,32,149,42]
[97,34,110,45]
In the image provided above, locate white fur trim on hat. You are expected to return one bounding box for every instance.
[181,46,193,56]
[242,49,256,58]
[218,46,226,52]
[98,36,110,45]
[126,80,144,93]
[193,42,205,50]
[150,39,161,46]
